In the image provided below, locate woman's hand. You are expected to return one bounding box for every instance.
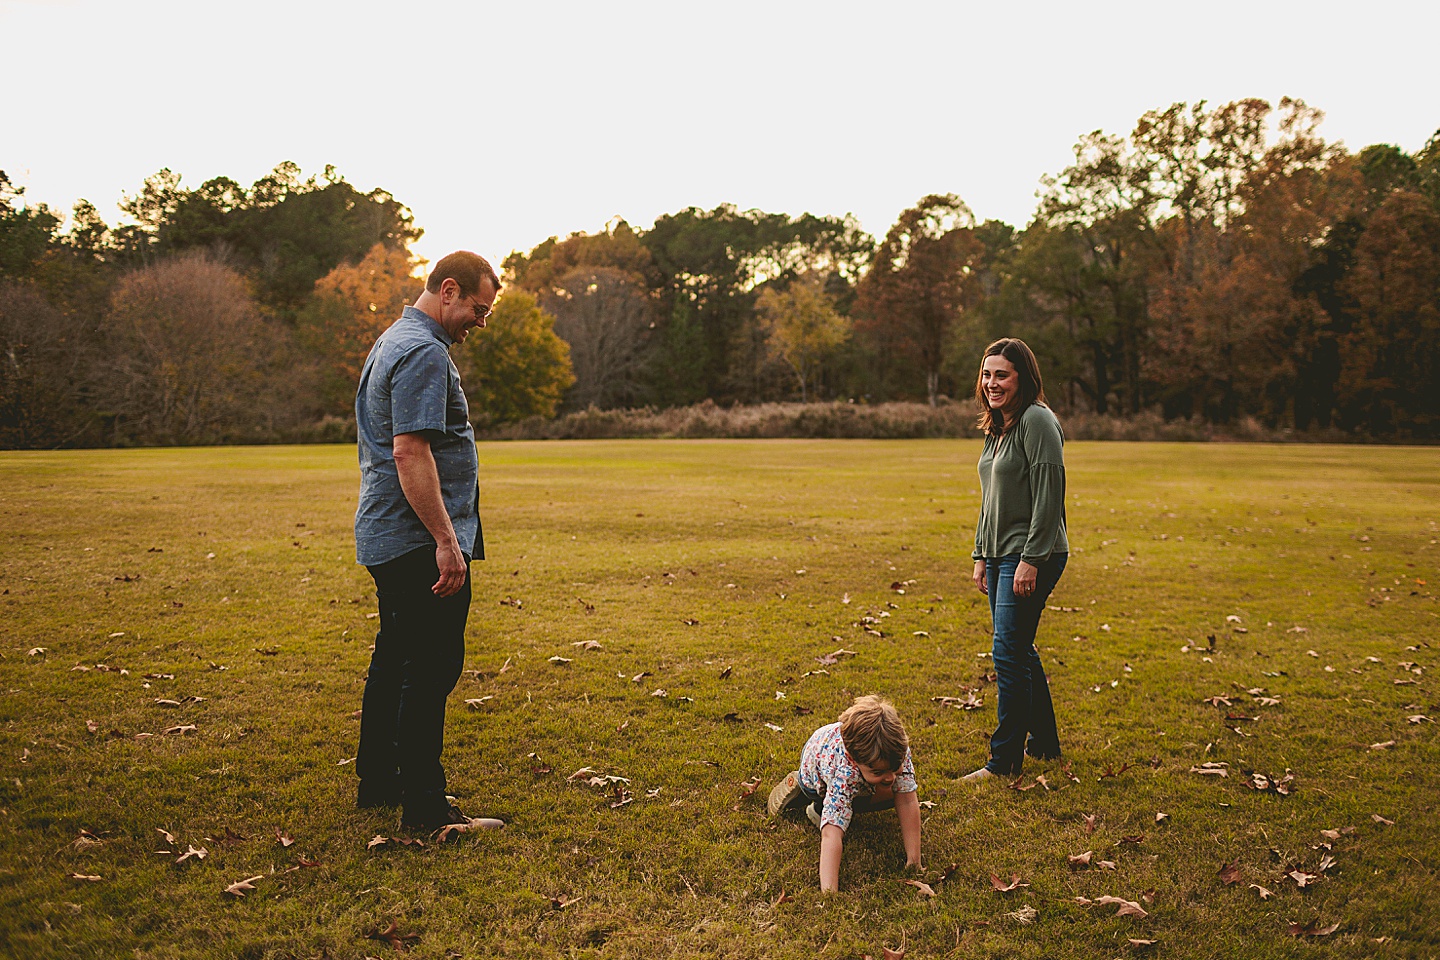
[973,559,987,595]
[1012,560,1039,597]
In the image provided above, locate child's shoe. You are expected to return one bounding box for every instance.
[767,770,803,817]
[805,802,823,830]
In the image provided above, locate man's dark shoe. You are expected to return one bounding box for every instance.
[400,801,471,832]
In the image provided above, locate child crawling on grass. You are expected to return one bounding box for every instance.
[768,694,922,891]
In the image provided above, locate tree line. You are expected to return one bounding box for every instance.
[3,98,1438,449]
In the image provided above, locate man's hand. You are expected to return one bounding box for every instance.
[394,432,468,597]
[973,559,988,595]
[433,539,467,597]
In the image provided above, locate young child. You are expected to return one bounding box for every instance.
[768,694,922,892]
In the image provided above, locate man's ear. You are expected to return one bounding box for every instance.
[439,277,460,302]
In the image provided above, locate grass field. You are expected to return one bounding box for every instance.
[0,440,1436,960]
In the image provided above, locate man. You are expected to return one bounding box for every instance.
[353,250,499,830]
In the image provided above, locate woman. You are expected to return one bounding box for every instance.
[962,338,1069,782]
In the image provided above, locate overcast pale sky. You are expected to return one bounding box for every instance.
[4,0,1437,270]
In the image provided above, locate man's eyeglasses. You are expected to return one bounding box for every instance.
[466,295,493,322]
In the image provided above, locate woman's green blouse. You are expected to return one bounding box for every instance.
[972,403,1069,564]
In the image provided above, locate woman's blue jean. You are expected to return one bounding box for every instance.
[984,553,1067,776]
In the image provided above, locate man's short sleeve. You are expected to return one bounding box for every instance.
[389,344,450,436]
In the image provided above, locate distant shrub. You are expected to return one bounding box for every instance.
[475,402,1387,443]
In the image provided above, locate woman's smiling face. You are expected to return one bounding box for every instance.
[981,354,1020,415]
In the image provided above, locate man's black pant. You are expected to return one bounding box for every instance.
[357,546,470,818]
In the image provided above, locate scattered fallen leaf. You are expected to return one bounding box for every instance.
[1082,813,1097,834]
[163,724,196,736]
[1127,940,1157,949]
[548,656,572,665]
[1191,761,1229,777]
[572,640,602,651]
[224,875,264,897]
[1067,851,1093,867]
[1372,814,1395,825]
[175,844,207,865]
[367,835,391,850]
[1369,740,1395,750]
[71,830,105,849]
[1005,904,1038,924]
[990,872,1029,892]
[1287,869,1319,888]
[275,828,294,847]
[367,920,419,950]
[1218,861,1243,885]
[69,873,102,881]
[1154,812,1169,823]
[763,722,783,732]
[1250,883,1274,900]
[1288,919,1340,937]
[1096,895,1148,918]
[1098,860,1117,870]
[899,878,936,898]
[551,893,584,909]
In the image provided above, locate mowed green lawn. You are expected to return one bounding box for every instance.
[0,440,1436,960]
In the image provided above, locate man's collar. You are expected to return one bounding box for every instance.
[402,305,454,346]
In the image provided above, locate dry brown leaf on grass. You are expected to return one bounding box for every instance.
[1098,860,1117,870]
[1154,811,1169,823]
[1369,740,1395,750]
[1068,851,1093,867]
[572,639,603,651]
[1095,895,1149,918]
[861,946,906,960]
[898,878,936,898]
[224,875,264,897]
[1218,861,1244,885]
[1005,905,1038,924]
[990,872,1029,892]
[1127,940,1158,949]
[1250,883,1274,900]
[1288,919,1341,937]
[69,873,102,881]
[1372,814,1395,825]
[1082,813,1097,834]
[175,845,207,865]
[771,889,793,907]
[1287,869,1319,888]
[275,828,295,847]
[551,893,584,909]
[367,920,420,949]
[163,724,197,736]
[1190,762,1229,777]
[71,829,105,849]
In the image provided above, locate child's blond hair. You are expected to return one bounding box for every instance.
[838,695,908,772]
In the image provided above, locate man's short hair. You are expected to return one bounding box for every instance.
[838,694,908,773]
[426,251,502,298]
